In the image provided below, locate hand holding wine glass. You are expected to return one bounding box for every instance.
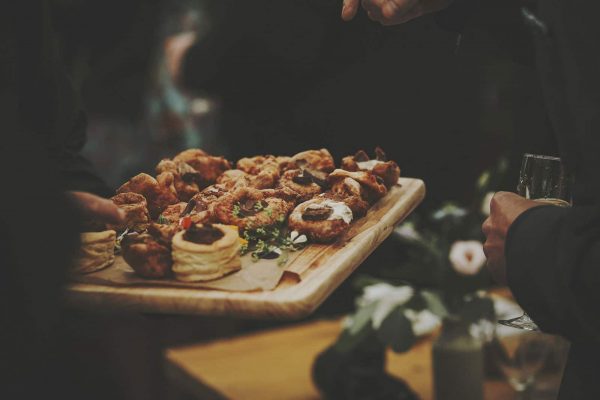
[483,154,572,331]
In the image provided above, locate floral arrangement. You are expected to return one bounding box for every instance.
[331,158,510,355]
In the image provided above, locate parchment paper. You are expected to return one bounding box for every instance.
[71,254,293,292]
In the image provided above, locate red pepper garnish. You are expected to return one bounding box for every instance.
[180,216,192,229]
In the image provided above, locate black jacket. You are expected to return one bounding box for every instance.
[495,1,600,398]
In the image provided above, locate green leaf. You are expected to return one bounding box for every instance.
[347,301,378,336]
[376,306,416,353]
[420,290,449,318]
[334,301,378,353]
[457,296,495,323]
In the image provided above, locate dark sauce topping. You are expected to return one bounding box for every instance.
[292,170,313,185]
[293,168,329,189]
[238,199,268,217]
[354,150,370,162]
[183,224,224,245]
[180,199,197,217]
[302,204,333,221]
[178,162,202,183]
[374,146,387,161]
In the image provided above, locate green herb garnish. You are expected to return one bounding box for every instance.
[239,220,307,265]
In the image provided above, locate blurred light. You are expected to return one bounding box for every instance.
[190,98,211,115]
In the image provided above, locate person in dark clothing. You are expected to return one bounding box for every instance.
[343,0,600,398]
[1,2,125,398]
[171,0,483,206]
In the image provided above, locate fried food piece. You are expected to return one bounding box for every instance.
[341,147,400,188]
[108,192,150,232]
[173,148,232,187]
[288,197,353,243]
[327,176,370,218]
[276,156,295,172]
[235,155,281,189]
[147,222,180,245]
[121,232,172,279]
[251,168,280,189]
[372,160,401,188]
[278,169,323,202]
[156,159,201,201]
[191,183,230,217]
[290,148,335,173]
[212,187,294,230]
[216,169,251,189]
[328,169,387,204]
[117,173,179,218]
[161,202,188,224]
[236,155,278,175]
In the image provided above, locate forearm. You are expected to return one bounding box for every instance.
[506,205,600,344]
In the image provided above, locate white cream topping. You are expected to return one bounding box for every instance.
[357,159,384,171]
[306,200,353,224]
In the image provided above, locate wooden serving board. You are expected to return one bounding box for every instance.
[64,178,425,319]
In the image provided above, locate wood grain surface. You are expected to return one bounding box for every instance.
[165,318,516,400]
[64,178,425,319]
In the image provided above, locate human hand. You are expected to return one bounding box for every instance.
[66,191,125,225]
[482,192,540,285]
[341,0,453,25]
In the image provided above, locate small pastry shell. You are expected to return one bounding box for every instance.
[171,224,241,282]
[72,230,116,274]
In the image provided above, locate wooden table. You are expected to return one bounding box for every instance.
[64,178,425,319]
[165,319,517,400]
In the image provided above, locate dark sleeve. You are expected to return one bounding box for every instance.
[436,0,534,65]
[435,0,475,33]
[506,205,600,345]
[18,1,111,197]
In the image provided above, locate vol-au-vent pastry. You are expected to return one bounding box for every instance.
[288,198,353,243]
[171,224,242,282]
[109,192,150,232]
[72,230,116,274]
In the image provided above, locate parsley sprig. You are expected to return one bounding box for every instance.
[241,222,308,266]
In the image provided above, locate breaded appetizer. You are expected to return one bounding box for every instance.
[288,197,353,243]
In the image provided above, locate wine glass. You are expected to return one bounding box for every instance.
[493,328,555,399]
[498,153,572,331]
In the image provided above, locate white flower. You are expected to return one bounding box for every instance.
[289,230,308,245]
[368,286,414,329]
[357,283,399,307]
[481,192,495,216]
[432,203,467,220]
[449,240,486,275]
[404,309,442,337]
[394,222,421,241]
[469,319,496,342]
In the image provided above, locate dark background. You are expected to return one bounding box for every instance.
[44,1,556,398]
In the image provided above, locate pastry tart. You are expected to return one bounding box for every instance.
[72,230,116,274]
[171,224,241,282]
